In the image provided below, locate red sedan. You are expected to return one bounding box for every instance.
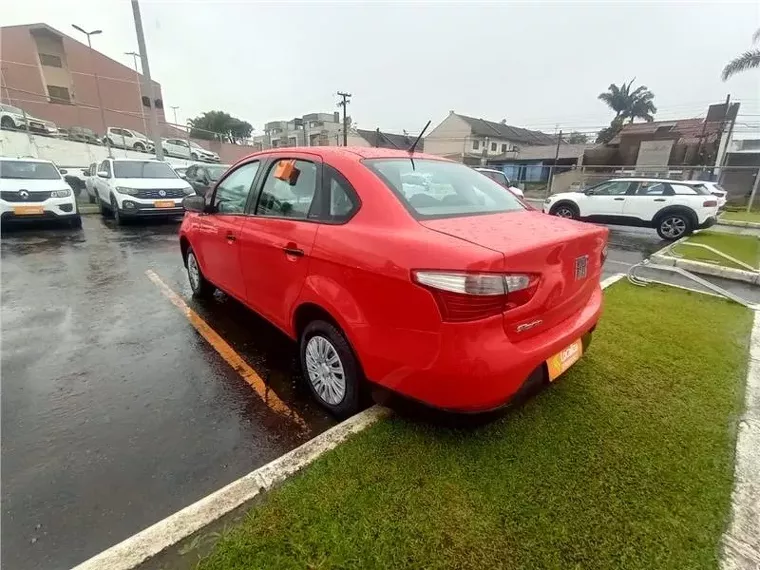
[179,147,608,417]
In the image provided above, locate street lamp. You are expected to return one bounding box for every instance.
[170,105,179,126]
[125,51,148,136]
[72,24,111,157]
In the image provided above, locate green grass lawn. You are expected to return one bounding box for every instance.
[720,210,760,224]
[675,231,760,270]
[197,283,752,570]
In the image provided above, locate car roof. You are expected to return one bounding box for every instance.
[1,157,55,164]
[606,177,698,184]
[232,146,449,165]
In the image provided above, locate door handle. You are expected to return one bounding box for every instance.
[282,246,304,257]
[653,198,666,202]
[226,232,236,242]
[614,197,625,201]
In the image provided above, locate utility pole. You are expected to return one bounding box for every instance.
[125,51,148,136]
[337,91,351,146]
[72,24,112,157]
[547,130,563,195]
[747,169,760,214]
[131,0,164,160]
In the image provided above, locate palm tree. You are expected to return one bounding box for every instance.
[598,79,657,124]
[722,28,760,80]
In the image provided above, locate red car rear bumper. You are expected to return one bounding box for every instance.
[363,284,603,412]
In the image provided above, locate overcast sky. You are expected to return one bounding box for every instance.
[4,1,760,136]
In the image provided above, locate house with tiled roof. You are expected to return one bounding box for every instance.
[423,111,557,164]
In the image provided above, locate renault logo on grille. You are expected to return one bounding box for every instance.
[575,255,588,280]
[158,190,167,197]
[19,190,29,200]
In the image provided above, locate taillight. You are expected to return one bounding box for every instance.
[703,200,718,207]
[412,271,540,322]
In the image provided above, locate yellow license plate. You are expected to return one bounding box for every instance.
[13,206,45,215]
[546,338,583,382]
[154,200,175,208]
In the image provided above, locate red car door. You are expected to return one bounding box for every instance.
[194,160,262,300]
[237,155,321,331]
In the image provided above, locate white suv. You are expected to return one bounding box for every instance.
[162,138,220,162]
[93,158,194,224]
[543,178,719,240]
[0,158,81,227]
[104,127,154,152]
[0,104,58,136]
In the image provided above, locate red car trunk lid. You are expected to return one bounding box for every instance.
[421,210,608,340]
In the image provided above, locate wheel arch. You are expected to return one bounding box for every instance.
[652,205,698,227]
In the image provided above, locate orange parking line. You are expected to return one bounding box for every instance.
[145,270,307,430]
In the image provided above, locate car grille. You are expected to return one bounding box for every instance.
[135,188,186,199]
[0,190,52,202]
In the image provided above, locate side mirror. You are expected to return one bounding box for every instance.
[585,188,595,195]
[182,195,206,213]
[59,168,68,174]
[97,171,109,178]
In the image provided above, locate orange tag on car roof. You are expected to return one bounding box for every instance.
[274,159,296,181]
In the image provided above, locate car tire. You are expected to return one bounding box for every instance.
[549,202,579,220]
[68,215,82,229]
[300,320,361,418]
[134,142,145,152]
[656,212,693,241]
[186,248,214,298]
[111,196,125,226]
[1,116,15,130]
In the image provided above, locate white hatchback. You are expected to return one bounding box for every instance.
[0,158,80,227]
[543,178,719,240]
[92,158,194,225]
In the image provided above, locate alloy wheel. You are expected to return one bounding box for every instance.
[555,207,575,219]
[187,253,200,292]
[660,217,686,239]
[305,335,346,406]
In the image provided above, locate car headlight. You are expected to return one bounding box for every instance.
[183,185,194,195]
[51,189,71,198]
[115,186,140,196]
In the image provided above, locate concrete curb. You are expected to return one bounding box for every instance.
[721,310,760,570]
[718,218,760,229]
[650,253,760,285]
[72,405,391,570]
[650,236,760,285]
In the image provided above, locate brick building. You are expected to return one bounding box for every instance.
[0,23,165,136]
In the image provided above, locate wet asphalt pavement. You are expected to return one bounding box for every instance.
[2,214,758,570]
[1,216,336,570]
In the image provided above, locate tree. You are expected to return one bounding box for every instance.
[722,28,760,80]
[567,131,588,144]
[188,111,253,144]
[597,79,657,124]
[596,117,624,144]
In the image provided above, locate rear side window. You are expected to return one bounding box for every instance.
[316,164,359,223]
[672,184,709,195]
[364,159,525,219]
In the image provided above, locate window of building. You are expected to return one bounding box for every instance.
[142,96,151,108]
[154,99,163,109]
[39,53,62,68]
[288,137,298,147]
[501,143,507,153]
[490,142,497,152]
[47,85,71,104]
[472,140,480,150]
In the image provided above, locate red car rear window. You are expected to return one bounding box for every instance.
[364,159,525,219]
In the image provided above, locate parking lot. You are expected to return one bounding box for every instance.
[1,214,758,570]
